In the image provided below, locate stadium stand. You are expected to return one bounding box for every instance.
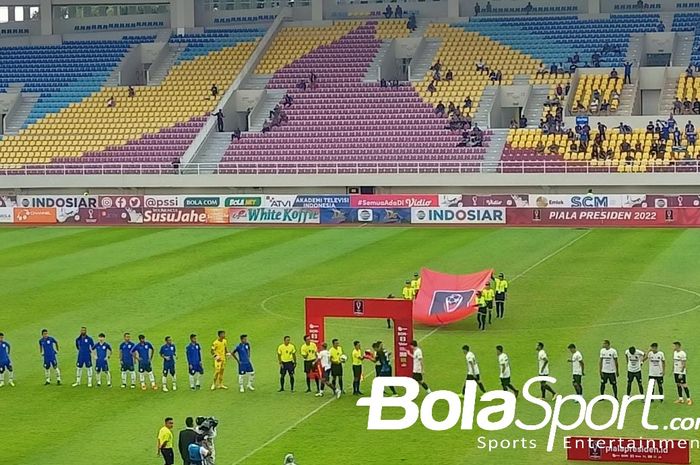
[222,21,487,174]
[0,28,265,171]
[572,74,623,113]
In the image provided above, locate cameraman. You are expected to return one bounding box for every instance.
[188,435,211,465]
[195,417,218,463]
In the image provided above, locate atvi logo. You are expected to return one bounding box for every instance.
[356,377,664,452]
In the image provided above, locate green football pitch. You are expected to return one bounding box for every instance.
[1,226,700,465]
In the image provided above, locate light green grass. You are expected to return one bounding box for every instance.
[1,227,699,465]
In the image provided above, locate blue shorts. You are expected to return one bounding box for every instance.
[121,361,135,372]
[138,361,152,373]
[239,362,254,375]
[189,363,204,375]
[43,359,58,369]
[162,363,175,376]
[96,360,109,372]
[77,358,92,368]
[0,362,12,373]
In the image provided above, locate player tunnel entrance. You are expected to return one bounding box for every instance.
[304,297,414,377]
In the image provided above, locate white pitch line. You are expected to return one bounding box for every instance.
[233,230,591,464]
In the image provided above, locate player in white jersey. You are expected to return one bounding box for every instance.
[567,343,584,395]
[496,345,519,397]
[625,346,645,396]
[599,340,619,397]
[462,345,486,394]
[673,341,692,405]
[644,342,665,399]
[408,340,431,393]
[536,342,557,400]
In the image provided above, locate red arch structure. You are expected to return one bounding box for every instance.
[304,297,414,377]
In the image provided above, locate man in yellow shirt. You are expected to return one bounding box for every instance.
[476,291,487,331]
[482,281,496,324]
[156,417,174,465]
[402,280,414,300]
[277,335,296,392]
[329,338,344,396]
[410,272,421,297]
[210,330,229,390]
[494,272,509,319]
[351,340,364,396]
[300,335,318,393]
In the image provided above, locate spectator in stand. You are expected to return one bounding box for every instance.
[634,141,643,155]
[380,78,387,87]
[486,1,492,12]
[524,1,533,14]
[445,69,453,81]
[694,99,700,115]
[649,141,659,158]
[384,4,393,18]
[232,128,241,141]
[620,140,632,155]
[211,84,218,97]
[609,68,619,80]
[591,52,601,68]
[646,121,655,133]
[262,120,271,133]
[548,141,559,154]
[673,98,683,115]
[283,94,293,107]
[106,96,115,107]
[509,119,519,129]
[686,121,696,135]
[549,62,558,75]
[447,101,456,116]
[519,115,527,128]
[269,104,281,119]
[657,21,664,32]
[172,158,180,173]
[535,140,545,154]
[296,80,307,91]
[430,60,442,74]
[395,4,403,18]
[565,83,571,95]
[128,86,135,98]
[688,131,697,146]
[463,96,472,111]
[636,0,644,8]
[435,101,446,117]
[625,150,635,165]
[536,63,547,77]
[688,66,696,78]
[591,142,600,159]
[623,61,633,84]
[407,13,417,32]
[600,100,610,114]
[433,68,441,81]
[569,62,578,74]
[592,89,601,102]
[674,127,682,146]
[555,83,563,98]
[427,81,437,95]
[597,122,607,140]
[618,122,632,134]
[474,2,481,16]
[573,100,585,113]
[495,69,502,85]
[683,98,692,114]
[590,98,599,114]
[309,72,318,87]
[476,58,486,74]
[570,140,578,153]
[215,109,225,132]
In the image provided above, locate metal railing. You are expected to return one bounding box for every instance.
[1,160,700,175]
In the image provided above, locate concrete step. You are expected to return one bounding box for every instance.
[522,85,551,128]
[4,93,40,134]
[241,74,273,90]
[473,86,497,128]
[364,41,390,82]
[672,32,695,67]
[483,128,508,171]
[186,132,233,173]
[409,39,442,81]
[148,44,186,85]
[249,90,287,131]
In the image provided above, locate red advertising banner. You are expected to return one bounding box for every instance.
[350,194,440,208]
[644,195,700,208]
[143,208,208,225]
[13,207,57,224]
[505,208,696,227]
[566,437,690,464]
[441,194,529,207]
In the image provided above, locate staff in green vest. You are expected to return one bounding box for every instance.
[482,282,495,324]
[494,273,509,319]
[476,291,487,331]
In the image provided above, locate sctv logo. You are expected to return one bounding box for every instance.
[357,377,662,452]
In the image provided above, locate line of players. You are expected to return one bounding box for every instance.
[0,327,255,393]
[460,340,692,405]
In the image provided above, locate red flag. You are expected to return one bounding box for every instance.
[412,268,494,326]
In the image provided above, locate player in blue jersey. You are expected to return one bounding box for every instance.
[39,329,62,385]
[119,332,137,389]
[0,332,14,387]
[94,333,112,388]
[186,334,204,391]
[160,336,177,392]
[231,334,255,393]
[131,334,157,390]
[73,326,95,387]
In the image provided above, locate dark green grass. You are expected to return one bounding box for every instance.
[1,227,699,465]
